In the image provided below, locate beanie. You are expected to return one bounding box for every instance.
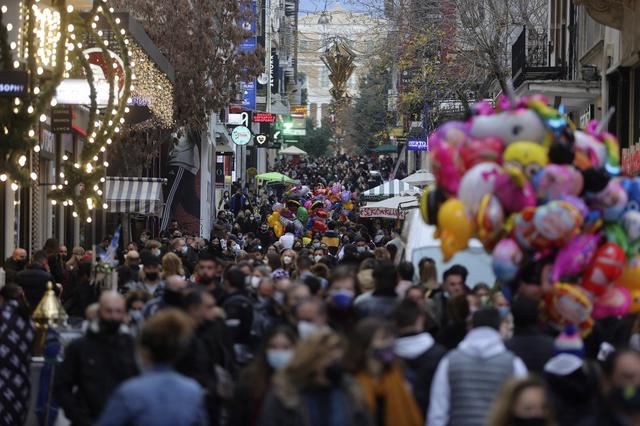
[554,324,585,358]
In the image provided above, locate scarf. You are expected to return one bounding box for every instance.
[355,366,423,426]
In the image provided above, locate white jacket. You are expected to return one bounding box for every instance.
[426,327,528,426]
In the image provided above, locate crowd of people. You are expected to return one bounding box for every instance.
[1,155,640,426]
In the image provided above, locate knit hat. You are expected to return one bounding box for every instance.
[554,324,585,358]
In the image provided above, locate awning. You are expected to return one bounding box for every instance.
[255,172,298,184]
[105,177,166,216]
[514,80,601,113]
[402,170,436,186]
[360,195,419,219]
[362,179,421,201]
[280,146,308,156]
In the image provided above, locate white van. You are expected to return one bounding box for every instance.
[400,210,496,287]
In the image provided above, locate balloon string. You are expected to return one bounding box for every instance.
[596,107,616,134]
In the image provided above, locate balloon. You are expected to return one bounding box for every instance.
[503,141,549,178]
[268,212,280,227]
[592,286,631,320]
[436,198,474,262]
[574,130,607,170]
[280,210,294,220]
[493,167,536,214]
[331,184,341,195]
[492,238,523,282]
[619,256,640,290]
[293,219,304,235]
[343,201,354,210]
[587,178,628,222]
[459,137,504,169]
[457,162,502,215]
[304,200,312,209]
[286,199,301,211]
[312,221,328,232]
[533,164,584,202]
[545,283,593,337]
[432,136,465,195]
[628,288,640,314]
[272,203,284,212]
[302,237,311,246]
[561,195,589,218]
[341,191,350,202]
[622,211,640,243]
[273,222,283,237]
[550,233,600,283]
[476,194,504,250]
[297,206,310,224]
[469,109,549,146]
[623,177,640,212]
[513,201,582,250]
[300,185,310,196]
[582,243,626,296]
[315,210,329,219]
[605,223,630,255]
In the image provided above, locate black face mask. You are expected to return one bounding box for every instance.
[163,289,183,307]
[510,417,547,426]
[100,318,121,334]
[14,260,27,269]
[145,272,159,282]
[325,362,344,387]
[610,385,640,414]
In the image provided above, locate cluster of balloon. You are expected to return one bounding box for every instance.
[266,183,357,239]
[421,92,640,336]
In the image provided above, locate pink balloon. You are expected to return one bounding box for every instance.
[494,170,536,214]
[534,165,584,202]
[432,135,465,195]
[592,286,631,319]
[550,233,600,283]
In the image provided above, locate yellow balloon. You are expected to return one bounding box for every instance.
[274,222,284,237]
[503,141,548,178]
[619,256,640,290]
[302,237,311,246]
[437,198,474,261]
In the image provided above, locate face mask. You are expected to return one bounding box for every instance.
[100,318,121,334]
[129,309,143,323]
[511,417,547,426]
[372,345,395,365]
[325,361,344,386]
[610,385,640,414]
[251,276,261,289]
[297,320,320,339]
[145,272,159,281]
[314,255,323,263]
[357,246,366,253]
[181,245,189,255]
[497,306,510,318]
[274,291,285,305]
[152,249,161,257]
[283,256,293,265]
[480,295,490,306]
[266,349,293,370]
[163,288,183,307]
[330,289,354,310]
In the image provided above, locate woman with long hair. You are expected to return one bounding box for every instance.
[485,376,555,426]
[161,252,185,279]
[280,249,297,276]
[346,318,423,426]
[232,326,298,426]
[260,329,371,426]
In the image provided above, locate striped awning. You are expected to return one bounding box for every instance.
[104,177,166,216]
[362,179,421,201]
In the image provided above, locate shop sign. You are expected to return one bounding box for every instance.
[282,128,306,136]
[290,105,307,116]
[231,125,252,146]
[407,138,429,151]
[253,112,276,123]
[40,128,55,155]
[0,71,28,97]
[228,111,250,126]
[255,133,269,148]
[51,106,72,133]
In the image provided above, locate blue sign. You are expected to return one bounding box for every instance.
[241,80,256,110]
[408,138,429,151]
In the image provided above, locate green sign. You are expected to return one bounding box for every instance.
[282,128,306,136]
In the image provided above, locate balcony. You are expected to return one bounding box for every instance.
[511,27,566,89]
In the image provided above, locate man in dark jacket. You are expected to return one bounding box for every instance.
[354,261,398,320]
[505,296,555,374]
[53,291,138,426]
[221,268,254,365]
[393,299,447,418]
[426,264,468,329]
[4,247,27,284]
[15,250,57,313]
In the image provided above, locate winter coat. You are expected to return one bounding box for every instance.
[52,323,138,426]
[354,294,398,321]
[15,264,57,313]
[505,326,555,374]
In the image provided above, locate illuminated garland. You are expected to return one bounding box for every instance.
[129,43,174,128]
[0,0,69,188]
[49,2,133,220]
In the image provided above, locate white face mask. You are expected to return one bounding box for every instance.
[314,255,323,263]
[251,276,261,288]
[283,256,293,265]
[297,320,321,339]
[266,349,293,370]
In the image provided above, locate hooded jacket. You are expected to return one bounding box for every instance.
[427,327,528,426]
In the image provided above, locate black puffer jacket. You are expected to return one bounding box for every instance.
[15,264,57,313]
[53,324,138,426]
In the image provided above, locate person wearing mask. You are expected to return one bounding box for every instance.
[162,252,186,280]
[143,275,189,318]
[256,223,275,248]
[43,237,66,284]
[396,261,415,298]
[293,297,329,339]
[428,308,528,426]
[339,244,361,269]
[427,264,468,329]
[279,224,296,251]
[347,318,423,426]
[232,326,298,426]
[94,236,111,259]
[63,261,99,320]
[95,309,209,426]
[354,261,399,320]
[126,254,165,298]
[172,237,198,276]
[193,253,224,299]
[54,292,138,426]
[393,299,446,418]
[0,284,35,426]
[260,329,372,426]
[218,190,231,211]
[4,247,27,284]
[485,376,555,426]
[505,297,555,374]
[596,348,640,425]
[116,250,141,290]
[280,249,297,275]
[326,266,358,333]
[64,246,86,273]
[222,268,254,365]
[15,250,57,313]
[124,291,150,332]
[230,188,246,216]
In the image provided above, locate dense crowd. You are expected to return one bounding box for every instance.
[1,156,640,426]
